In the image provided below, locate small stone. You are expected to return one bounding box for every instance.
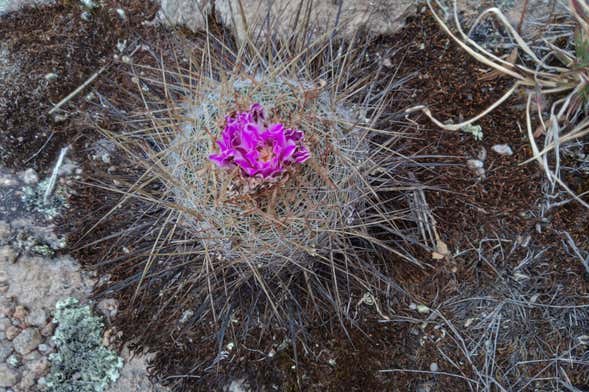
[477,147,487,161]
[0,364,20,387]
[36,344,50,355]
[0,247,16,264]
[25,309,46,327]
[0,343,12,362]
[12,328,42,355]
[12,307,27,323]
[97,298,119,319]
[21,169,38,185]
[44,73,58,82]
[430,362,439,372]
[492,144,513,156]
[4,327,19,341]
[466,159,484,170]
[475,167,486,177]
[39,323,54,338]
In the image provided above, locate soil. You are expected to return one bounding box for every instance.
[1,1,588,391]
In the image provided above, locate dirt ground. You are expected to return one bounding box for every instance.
[1,0,588,391]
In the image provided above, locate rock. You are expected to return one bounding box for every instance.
[0,318,11,332]
[492,144,513,156]
[0,222,10,242]
[0,343,12,362]
[25,309,46,327]
[21,169,38,185]
[156,0,413,39]
[39,322,54,337]
[4,327,19,341]
[12,328,41,355]
[0,248,16,264]
[15,372,35,391]
[11,307,27,323]
[466,159,484,170]
[26,357,49,379]
[429,362,438,372]
[0,271,7,284]
[1,255,94,312]
[0,0,55,15]
[156,0,210,33]
[0,365,19,387]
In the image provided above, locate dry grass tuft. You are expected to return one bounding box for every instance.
[409,0,589,209]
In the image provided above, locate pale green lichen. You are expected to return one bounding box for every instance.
[44,298,123,392]
[21,178,69,219]
[461,123,484,141]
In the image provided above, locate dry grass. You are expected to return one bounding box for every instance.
[408,0,589,209]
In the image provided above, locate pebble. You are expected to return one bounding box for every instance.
[4,327,19,341]
[0,247,16,264]
[97,298,119,319]
[0,365,20,387]
[12,328,41,355]
[430,362,439,372]
[492,144,513,156]
[21,169,38,185]
[12,307,27,323]
[466,159,484,170]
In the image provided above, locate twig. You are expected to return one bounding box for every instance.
[48,66,108,115]
[44,146,69,204]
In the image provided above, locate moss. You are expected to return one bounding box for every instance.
[44,298,123,392]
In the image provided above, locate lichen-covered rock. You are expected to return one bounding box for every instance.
[44,298,123,392]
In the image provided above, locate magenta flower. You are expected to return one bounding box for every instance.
[209,104,310,178]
